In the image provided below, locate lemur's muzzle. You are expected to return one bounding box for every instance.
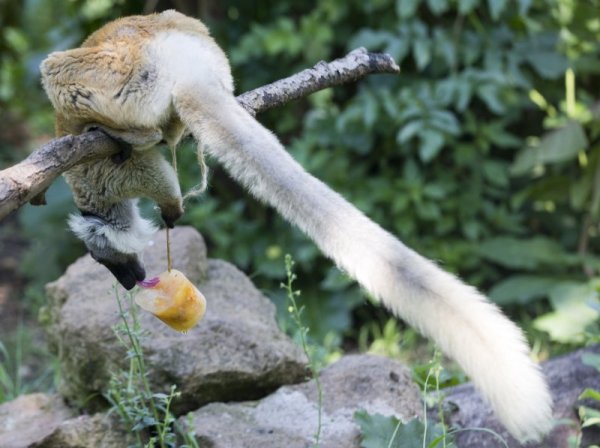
[92,253,146,290]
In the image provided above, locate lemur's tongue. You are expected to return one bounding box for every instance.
[137,277,160,288]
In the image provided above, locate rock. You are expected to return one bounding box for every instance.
[0,394,74,448]
[182,354,422,447]
[31,413,135,448]
[44,226,306,413]
[436,344,600,447]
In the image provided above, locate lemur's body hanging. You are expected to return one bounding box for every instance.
[41,10,552,441]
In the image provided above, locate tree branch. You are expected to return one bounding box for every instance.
[0,48,399,220]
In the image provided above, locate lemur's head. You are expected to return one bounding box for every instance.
[68,201,157,290]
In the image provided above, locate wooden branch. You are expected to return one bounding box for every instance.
[237,47,400,116]
[0,48,399,220]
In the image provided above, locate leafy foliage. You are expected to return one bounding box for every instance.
[201,0,600,349]
[2,0,600,356]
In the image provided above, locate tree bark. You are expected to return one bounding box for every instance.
[0,48,399,220]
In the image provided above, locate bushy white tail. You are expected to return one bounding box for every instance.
[175,90,553,441]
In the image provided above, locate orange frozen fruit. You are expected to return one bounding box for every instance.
[135,269,206,332]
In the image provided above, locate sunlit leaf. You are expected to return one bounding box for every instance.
[534,283,599,343]
[579,388,600,401]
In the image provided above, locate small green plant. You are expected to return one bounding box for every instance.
[0,340,22,402]
[354,410,450,448]
[105,287,181,448]
[573,303,600,447]
[281,254,324,447]
[0,324,58,403]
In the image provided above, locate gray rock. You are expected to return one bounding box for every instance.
[182,354,422,448]
[44,226,306,413]
[31,413,135,448]
[436,344,600,448]
[0,394,74,448]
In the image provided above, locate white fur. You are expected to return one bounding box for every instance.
[68,210,157,254]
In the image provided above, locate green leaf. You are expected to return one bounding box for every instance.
[350,29,393,50]
[489,275,561,305]
[430,110,460,135]
[477,84,505,114]
[396,0,421,19]
[413,38,432,70]
[579,406,600,428]
[397,120,425,144]
[354,412,449,448]
[527,52,568,79]
[458,0,479,15]
[487,0,507,20]
[517,0,532,15]
[533,283,599,343]
[582,354,600,373]
[579,388,600,402]
[482,160,509,187]
[511,122,589,176]
[419,130,445,162]
[427,0,449,16]
[478,237,567,270]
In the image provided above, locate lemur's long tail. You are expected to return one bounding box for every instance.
[175,91,552,441]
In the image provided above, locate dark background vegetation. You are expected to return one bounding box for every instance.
[1,0,599,401]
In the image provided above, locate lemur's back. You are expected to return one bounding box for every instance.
[82,10,211,48]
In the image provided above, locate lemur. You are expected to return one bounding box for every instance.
[40,10,552,441]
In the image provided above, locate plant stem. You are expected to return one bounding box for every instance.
[283,254,323,447]
[115,289,166,448]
